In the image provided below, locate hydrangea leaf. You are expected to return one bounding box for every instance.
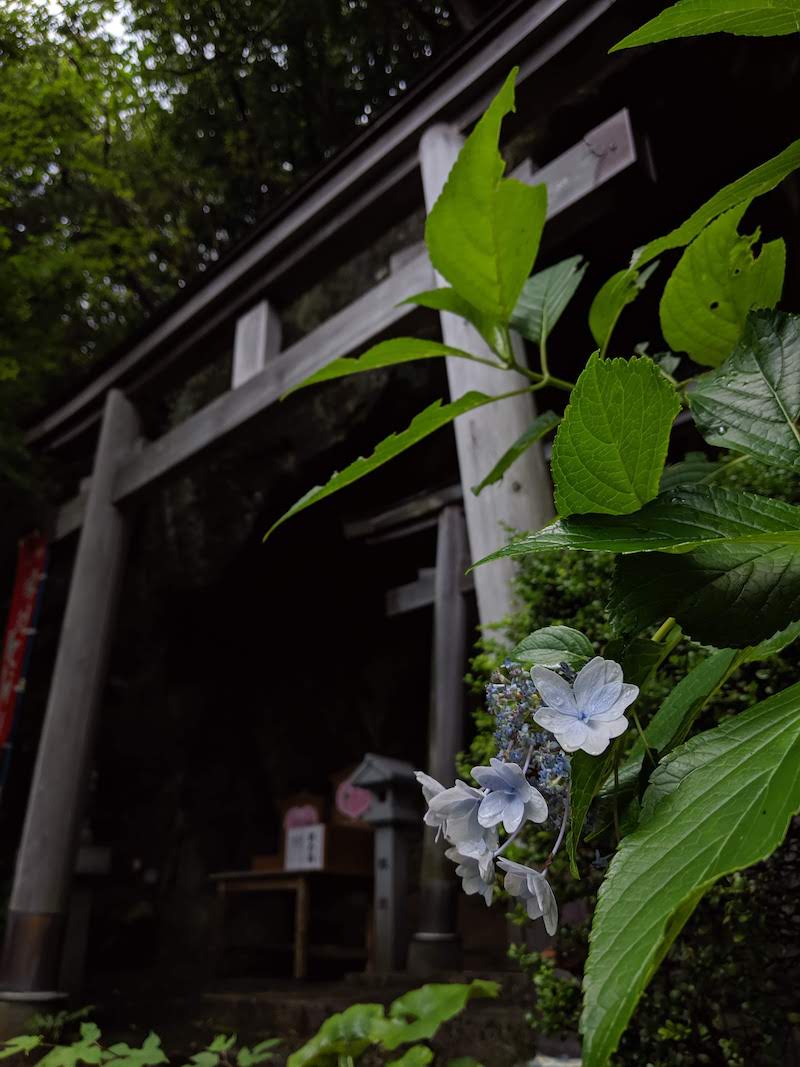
[567,747,617,878]
[588,263,659,351]
[509,625,594,670]
[581,680,800,1067]
[660,204,785,367]
[378,981,500,1051]
[510,255,588,346]
[281,337,497,398]
[387,1047,433,1067]
[473,486,800,565]
[549,354,681,516]
[471,410,561,496]
[425,69,547,321]
[265,392,500,539]
[612,0,800,52]
[286,1004,385,1067]
[659,451,725,489]
[688,310,800,471]
[0,1037,43,1061]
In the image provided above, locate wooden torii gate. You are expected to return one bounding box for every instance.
[0,7,644,992]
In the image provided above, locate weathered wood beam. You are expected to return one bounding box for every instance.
[386,566,474,617]
[54,253,434,540]
[25,0,622,451]
[344,485,463,540]
[231,300,282,389]
[0,391,140,995]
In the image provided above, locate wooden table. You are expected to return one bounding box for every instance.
[210,869,370,980]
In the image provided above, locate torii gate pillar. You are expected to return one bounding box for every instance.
[0,389,140,995]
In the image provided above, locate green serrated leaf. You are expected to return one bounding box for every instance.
[474,486,800,566]
[747,617,800,659]
[510,625,594,669]
[588,262,660,351]
[0,1036,43,1060]
[425,69,547,320]
[689,309,800,471]
[581,680,800,1067]
[207,1037,236,1054]
[567,747,618,877]
[281,337,495,398]
[510,256,587,346]
[265,391,501,539]
[660,203,785,367]
[550,354,681,516]
[604,636,676,690]
[471,410,561,496]
[286,1004,384,1067]
[612,0,800,51]
[379,981,499,1052]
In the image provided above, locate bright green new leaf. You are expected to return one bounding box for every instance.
[567,746,617,877]
[379,981,500,1051]
[509,625,594,670]
[747,617,800,658]
[689,310,800,471]
[265,392,502,539]
[0,1036,42,1060]
[237,1039,282,1067]
[207,1037,236,1054]
[281,338,497,398]
[612,0,800,51]
[471,410,561,496]
[660,204,785,367]
[105,1033,169,1067]
[402,289,508,358]
[425,69,547,320]
[588,263,660,351]
[387,1047,434,1067]
[581,680,800,1067]
[287,1004,385,1067]
[550,355,681,516]
[510,256,588,346]
[474,485,800,565]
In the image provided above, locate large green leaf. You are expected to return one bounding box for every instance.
[567,747,617,878]
[281,338,497,398]
[510,256,587,347]
[286,1004,384,1067]
[688,310,800,471]
[474,485,800,565]
[424,69,547,321]
[265,392,501,539]
[378,981,499,1051]
[588,263,660,351]
[550,355,680,516]
[612,0,800,51]
[659,204,785,367]
[510,625,595,670]
[581,680,800,1067]
[471,410,561,496]
[659,451,724,489]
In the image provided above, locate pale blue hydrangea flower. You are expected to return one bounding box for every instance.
[497,858,558,934]
[472,757,548,833]
[422,777,485,850]
[415,771,448,840]
[445,845,495,906]
[532,656,638,756]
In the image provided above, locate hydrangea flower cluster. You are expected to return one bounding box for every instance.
[416,654,638,935]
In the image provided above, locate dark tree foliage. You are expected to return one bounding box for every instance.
[0,0,462,503]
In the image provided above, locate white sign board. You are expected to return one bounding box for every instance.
[284,823,325,871]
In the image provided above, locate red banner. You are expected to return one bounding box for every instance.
[0,534,48,749]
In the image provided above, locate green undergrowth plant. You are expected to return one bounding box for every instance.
[262,4,800,1064]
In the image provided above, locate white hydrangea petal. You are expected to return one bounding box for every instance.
[428,784,479,818]
[490,757,528,789]
[524,788,549,825]
[531,667,579,715]
[526,895,544,921]
[477,790,507,828]
[471,764,508,792]
[445,810,485,850]
[534,707,582,734]
[502,794,525,834]
[581,679,624,718]
[503,870,527,898]
[552,718,589,752]
[415,771,445,803]
[541,880,559,935]
[578,722,616,755]
[573,657,622,706]
[589,682,640,722]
